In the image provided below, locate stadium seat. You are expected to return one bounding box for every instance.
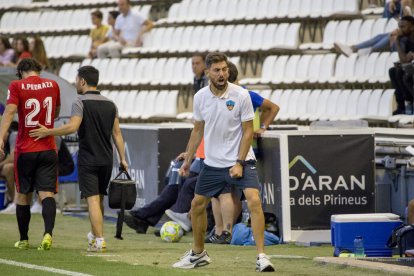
[259,89,272,99]
[282,55,301,84]
[370,52,390,83]
[318,54,336,83]
[308,55,324,83]
[330,89,352,121]
[346,19,363,45]
[358,19,375,44]
[141,91,159,119]
[308,89,331,121]
[275,89,293,121]
[120,91,138,119]
[319,89,341,121]
[278,89,301,121]
[270,90,283,108]
[362,89,383,119]
[131,91,148,119]
[290,89,311,121]
[294,55,312,84]
[299,89,322,122]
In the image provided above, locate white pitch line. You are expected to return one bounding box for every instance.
[0,258,92,276]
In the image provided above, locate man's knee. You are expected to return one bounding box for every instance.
[244,189,262,211]
[191,195,208,214]
[96,44,108,58]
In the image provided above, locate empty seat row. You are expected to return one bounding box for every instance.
[270,89,395,122]
[44,35,89,59]
[101,90,179,120]
[159,0,358,24]
[60,57,194,86]
[123,23,300,55]
[301,18,398,50]
[178,89,396,123]
[240,52,399,86]
[0,6,150,33]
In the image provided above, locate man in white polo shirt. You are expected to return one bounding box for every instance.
[97,0,153,58]
[173,52,275,272]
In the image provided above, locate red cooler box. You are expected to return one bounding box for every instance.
[331,213,402,257]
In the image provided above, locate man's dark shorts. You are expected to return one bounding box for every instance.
[195,161,260,197]
[15,150,58,194]
[78,165,112,198]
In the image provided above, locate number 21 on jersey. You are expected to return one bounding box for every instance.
[25,97,53,127]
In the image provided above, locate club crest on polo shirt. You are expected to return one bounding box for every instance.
[226,100,235,111]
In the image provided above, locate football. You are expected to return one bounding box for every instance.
[160,221,183,242]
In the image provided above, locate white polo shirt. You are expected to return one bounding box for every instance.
[114,10,145,43]
[193,82,256,167]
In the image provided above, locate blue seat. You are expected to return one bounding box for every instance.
[58,152,78,183]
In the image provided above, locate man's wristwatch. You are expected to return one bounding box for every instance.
[236,159,246,167]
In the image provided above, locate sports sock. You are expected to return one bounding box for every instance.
[95,237,105,247]
[41,197,56,236]
[87,232,95,243]
[16,204,31,241]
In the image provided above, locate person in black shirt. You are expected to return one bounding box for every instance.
[192,53,208,93]
[30,65,128,253]
[389,16,414,115]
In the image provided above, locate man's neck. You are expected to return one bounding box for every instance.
[195,73,204,79]
[23,72,39,79]
[82,87,98,94]
[122,8,130,16]
[210,83,227,97]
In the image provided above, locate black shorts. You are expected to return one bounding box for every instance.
[195,161,260,198]
[78,165,112,198]
[15,150,58,194]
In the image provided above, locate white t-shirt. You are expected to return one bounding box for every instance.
[193,82,256,167]
[114,10,145,43]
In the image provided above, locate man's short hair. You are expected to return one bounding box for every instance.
[109,10,120,20]
[227,61,238,83]
[78,66,99,87]
[205,52,228,69]
[17,58,42,74]
[91,10,103,19]
[401,16,414,25]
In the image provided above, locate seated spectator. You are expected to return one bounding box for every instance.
[89,10,109,58]
[11,37,32,66]
[29,36,49,70]
[97,0,154,58]
[408,199,414,224]
[123,153,202,233]
[383,0,413,18]
[192,53,208,94]
[0,122,18,214]
[389,16,414,114]
[0,36,14,66]
[104,11,120,43]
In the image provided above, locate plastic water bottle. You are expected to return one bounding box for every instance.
[354,236,365,258]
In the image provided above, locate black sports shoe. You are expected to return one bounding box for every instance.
[153,229,161,237]
[204,228,219,243]
[123,213,149,234]
[212,230,232,244]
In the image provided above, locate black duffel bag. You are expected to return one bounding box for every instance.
[108,167,137,239]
